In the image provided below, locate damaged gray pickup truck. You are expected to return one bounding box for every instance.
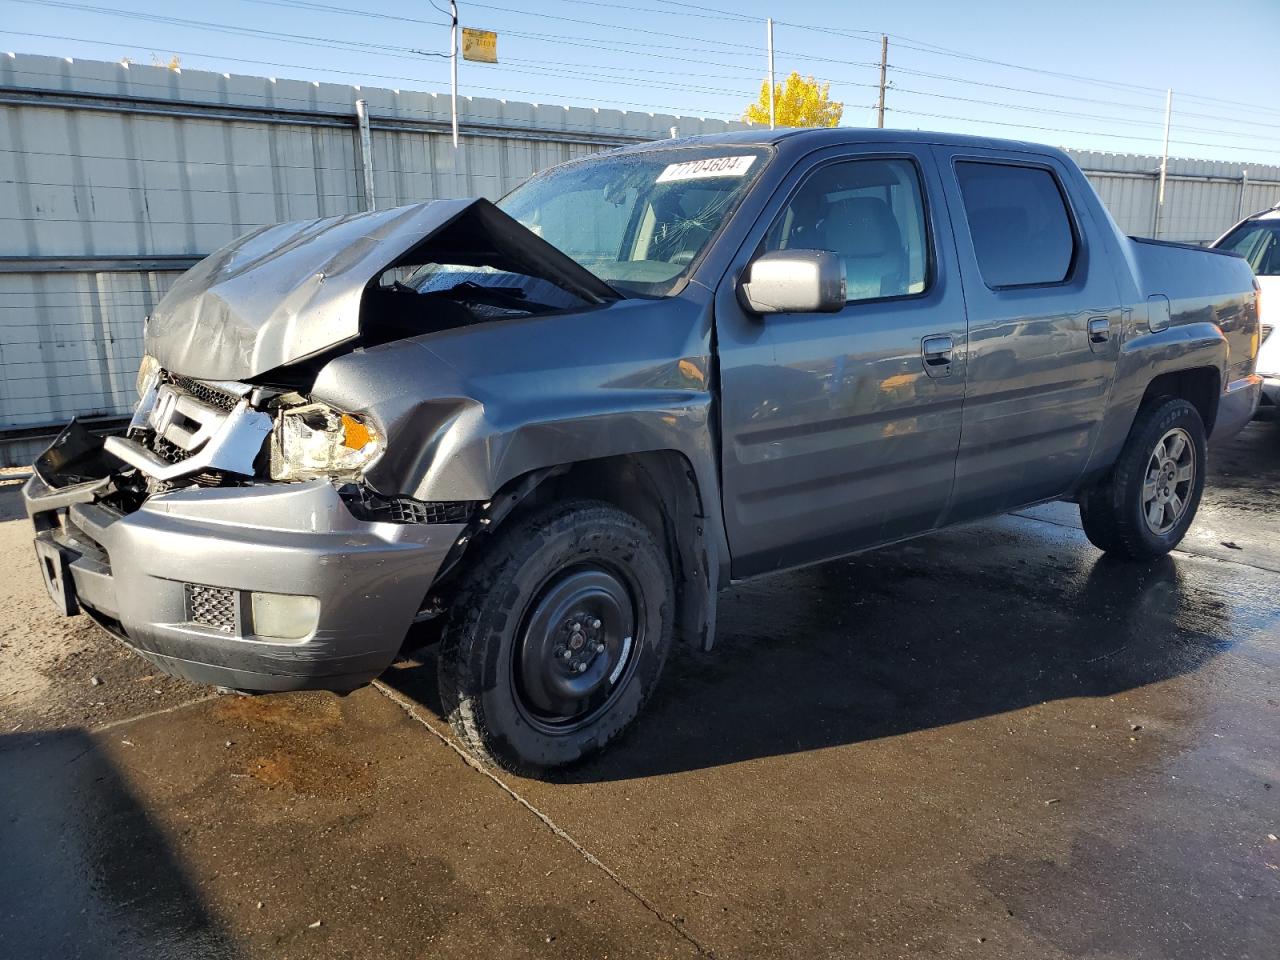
[24,129,1262,771]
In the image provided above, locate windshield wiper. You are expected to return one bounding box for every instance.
[443,281,527,300]
[428,281,560,314]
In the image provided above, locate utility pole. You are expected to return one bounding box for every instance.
[450,0,459,149]
[355,99,375,211]
[876,34,888,128]
[766,17,776,129]
[1154,88,1172,238]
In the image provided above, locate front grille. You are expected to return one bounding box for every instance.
[151,435,191,464]
[186,583,238,633]
[341,487,475,524]
[167,374,242,413]
[1263,324,1274,344]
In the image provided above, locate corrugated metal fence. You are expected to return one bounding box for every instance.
[0,53,742,464]
[3,53,1280,464]
[1071,149,1280,243]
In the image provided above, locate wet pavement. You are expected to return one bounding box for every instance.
[2,424,1278,959]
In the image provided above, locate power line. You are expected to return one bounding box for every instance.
[883,84,1280,143]
[500,55,759,86]
[210,0,1280,129]
[1175,89,1280,122]
[604,0,1279,120]
[885,107,1280,158]
[232,0,878,76]
[269,0,883,72]
[7,0,1278,161]
[207,0,1280,132]
[424,1,1280,129]
[652,0,880,37]
[234,0,448,28]
[0,29,748,120]
[550,0,756,22]
[885,65,1160,115]
[656,0,1157,75]
[1,0,785,84]
[4,0,448,61]
[886,35,1168,97]
[449,0,771,55]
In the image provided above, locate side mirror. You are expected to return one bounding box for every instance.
[738,249,847,315]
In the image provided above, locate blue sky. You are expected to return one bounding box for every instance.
[3,0,1280,165]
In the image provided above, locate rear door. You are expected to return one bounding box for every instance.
[932,148,1123,522]
[715,145,968,577]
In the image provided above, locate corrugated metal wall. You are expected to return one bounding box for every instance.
[1072,150,1280,243]
[0,53,742,463]
[3,52,1280,465]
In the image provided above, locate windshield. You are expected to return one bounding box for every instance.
[497,146,769,296]
[1216,219,1280,276]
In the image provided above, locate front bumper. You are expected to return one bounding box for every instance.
[24,465,465,693]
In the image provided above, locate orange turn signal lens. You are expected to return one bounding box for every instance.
[340,413,373,451]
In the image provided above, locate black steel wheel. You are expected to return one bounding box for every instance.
[513,564,644,734]
[438,499,673,773]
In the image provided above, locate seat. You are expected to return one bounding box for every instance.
[817,197,908,300]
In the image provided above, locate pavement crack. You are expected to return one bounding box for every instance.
[373,680,716,958]
[88,694,221,734]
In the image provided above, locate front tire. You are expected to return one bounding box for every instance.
[437,500,674,773]
[1079,398,1207,559]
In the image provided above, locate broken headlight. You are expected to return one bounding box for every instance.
[136,353,161,397]
[269,403,383,481]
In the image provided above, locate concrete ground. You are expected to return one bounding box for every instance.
[2,425,1278,960]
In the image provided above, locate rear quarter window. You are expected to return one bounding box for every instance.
[956,161,1076,288]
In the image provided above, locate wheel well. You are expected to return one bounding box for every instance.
[454,452,717,649]
[1140,367,1220,432]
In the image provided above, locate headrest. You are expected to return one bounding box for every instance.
[820,197,902,259]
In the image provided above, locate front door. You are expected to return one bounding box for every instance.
[931,147,1123,522]
[715,146,968,577]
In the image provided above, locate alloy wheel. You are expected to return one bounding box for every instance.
[1142,426,1195,535]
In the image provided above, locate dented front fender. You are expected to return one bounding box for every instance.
[309,294,720,507]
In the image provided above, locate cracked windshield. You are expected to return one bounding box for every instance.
[498,147,769,296]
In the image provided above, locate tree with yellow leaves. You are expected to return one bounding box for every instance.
[743,72,843,128]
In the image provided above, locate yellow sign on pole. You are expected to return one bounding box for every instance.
[462,28,497,64]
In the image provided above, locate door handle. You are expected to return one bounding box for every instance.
[1088,317,1111,343]
[921,335,954,377]
[922,335,954,362]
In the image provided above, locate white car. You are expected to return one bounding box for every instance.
[1214,206,1279,419]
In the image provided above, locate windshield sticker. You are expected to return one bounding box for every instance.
[656,155,756,183]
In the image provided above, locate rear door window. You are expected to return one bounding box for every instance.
[955,162,1076,288]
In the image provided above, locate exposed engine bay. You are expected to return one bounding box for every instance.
[142,197,617,384]
[56,198,625,512]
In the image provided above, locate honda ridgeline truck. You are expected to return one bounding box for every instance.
[24,130,1262,772]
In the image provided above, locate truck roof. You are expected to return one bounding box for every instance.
[614,127,1067,159]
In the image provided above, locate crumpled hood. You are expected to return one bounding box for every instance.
[145,198,617,382]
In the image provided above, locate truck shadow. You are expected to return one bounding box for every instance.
[0,730,238,959]
[390,513,1238,783]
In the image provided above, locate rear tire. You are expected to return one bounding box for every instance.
[437,499,674,774]
[1079,398,1207,560]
